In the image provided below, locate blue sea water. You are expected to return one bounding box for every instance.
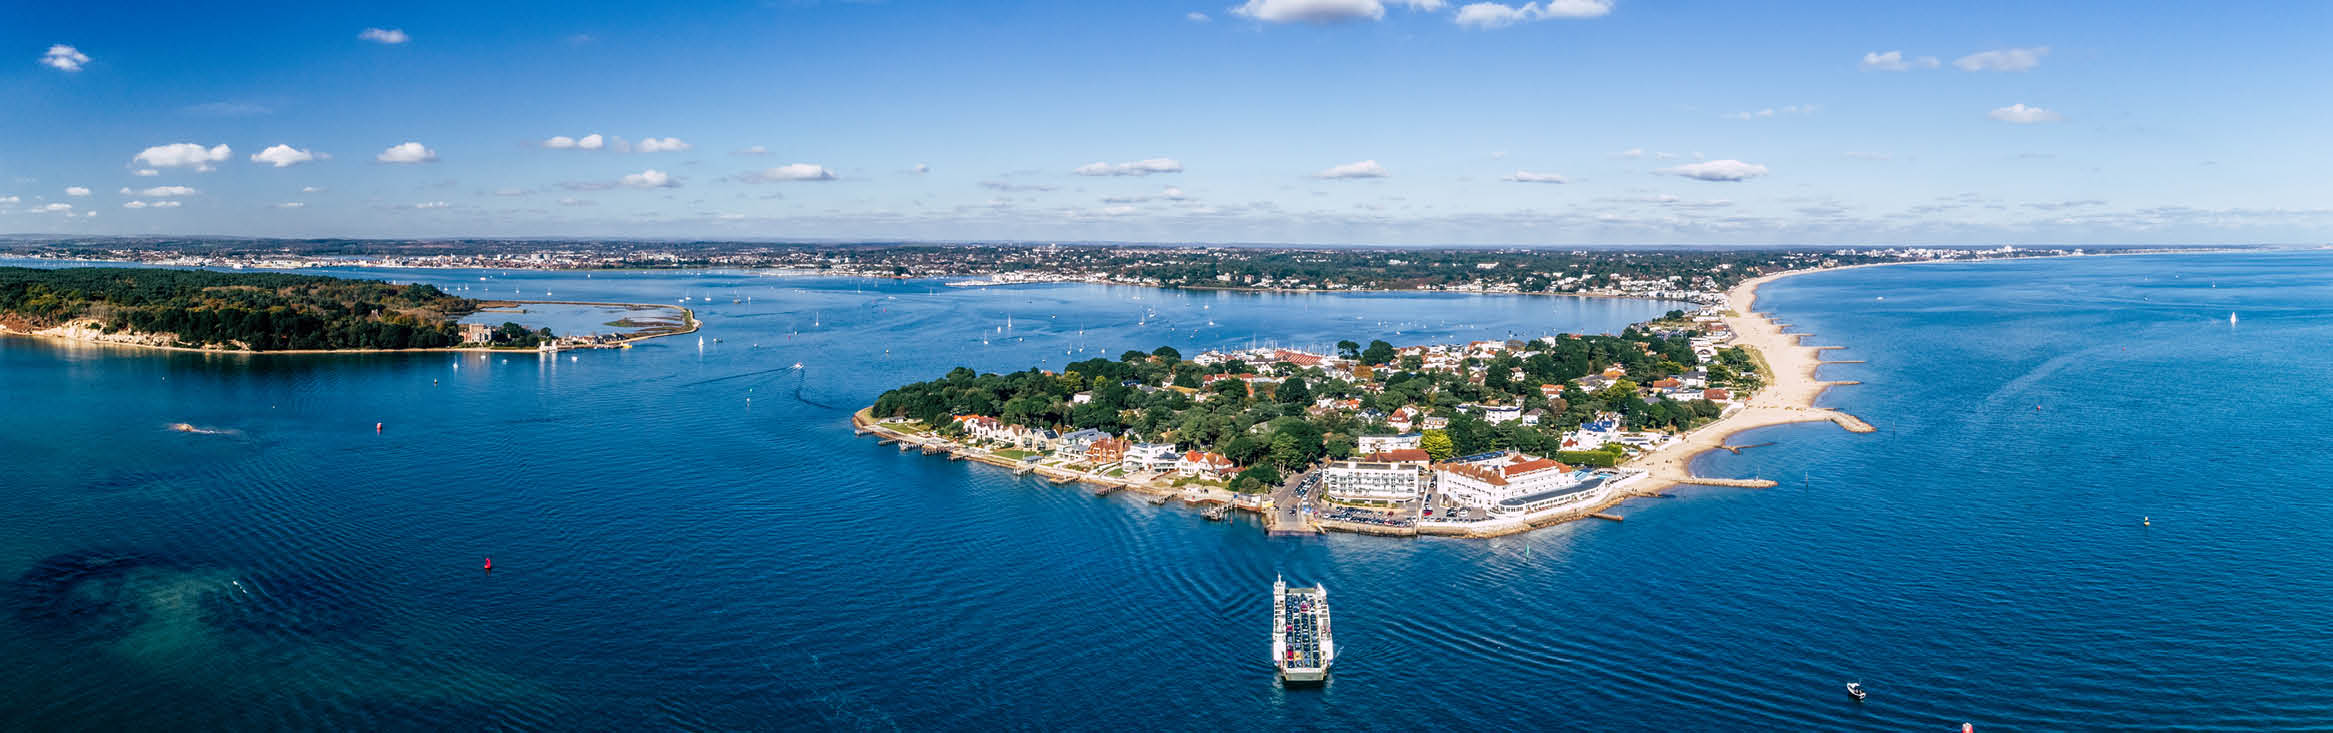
[2,251,2329,730]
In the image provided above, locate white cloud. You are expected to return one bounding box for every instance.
[1955,46,2047,72]
[1163,186,1187,199]
[251,144,318,167]
[413,201,448,209]
[0,196,16,205]
[131,185,198,197]
[544,133,606,150]
[637,137,691,153]
[133,169,158,176]
[1454,0,1610,28]
[1314,160,1389,179]
[122,200,181,209]
[377,142,437,163]
[733,145,771,156]
[134,143,232,171]
[621,169,678,188]
[747,163,838,182]
[1612,147,1644,159]
[1073,157,1183,176]
[359,28,410,45]
[913,163,930,174]
[1188,11,1211,21]
[39,203,72,213]
[40,44,90,72]
[1504,171,1567,183]
[123,201,146,209]
[65,186,90,197]
[300,186,325,193]
[1860,50,1939,71]
[1660,159,1768,182]
[1232,0,1387,23]
[1989,103,2062,124]
[274,202,305,209]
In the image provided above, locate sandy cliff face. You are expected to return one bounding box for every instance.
[8,318,203,350]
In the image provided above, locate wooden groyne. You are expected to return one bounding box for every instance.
[1820,359,1866,364]
[1829,413,1876,433]
[1677,477,1779,488]
[1718,441,1774,455]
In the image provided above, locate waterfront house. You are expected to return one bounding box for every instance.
[1176,451,1236,478]
[1125,442,1181,473]
[1058,428,1111,457]
[1087,436,1130,465]
[1322,460,1423,502]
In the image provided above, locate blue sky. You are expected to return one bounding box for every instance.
[6,0,2330,245]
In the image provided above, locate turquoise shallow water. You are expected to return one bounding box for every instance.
[3,251,2330,730]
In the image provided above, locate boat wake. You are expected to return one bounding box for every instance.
[165,423,240,436]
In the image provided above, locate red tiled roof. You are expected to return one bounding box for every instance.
[1366,449,1431,463]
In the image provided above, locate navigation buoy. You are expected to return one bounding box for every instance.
[483,557,493,571]
[2143,516,2151,527]
[376,422,383,432]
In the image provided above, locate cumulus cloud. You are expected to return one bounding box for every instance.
[273,202,305,209]
[133,169,158,176]
[251,144,318,168]
[134,143,232,171]
[413,201,449,209]
[1955,46,2048,72]
[1187,11,1211,21]
[122,200,181,209]
[1860,50,1938,71]
[1314,160,1389,179]
[376,142,437,163]
[1504,171,1567,183]
[40,44,91,72]
[621,169,678,188]
[1612,147,1644,159]
[359,28,410,45]
[39,203,72,213]
[1073,157,1183,176]
[732,145,771,156]
[127,185,198,197]
[744,163,837,182]
[65,186,90,197]
[1989,103,2062,124]
[637,137,691,153]
[543,133,609,150]
[1660,159,1768,182]
[1233,0,1403,23]
[1454,0,1610,28]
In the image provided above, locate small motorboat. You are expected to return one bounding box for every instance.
[1845,682,1867,701]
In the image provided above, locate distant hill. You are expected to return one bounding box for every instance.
[0,267,477,351]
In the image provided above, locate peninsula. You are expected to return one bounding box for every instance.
[857,260,1880,537]
[0,266,696,353]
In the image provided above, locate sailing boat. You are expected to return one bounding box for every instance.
[2229,312,2238,325]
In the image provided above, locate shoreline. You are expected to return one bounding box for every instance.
[0,300,699,356]
[859,249,2237,538]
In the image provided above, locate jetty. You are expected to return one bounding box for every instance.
[1677,477,1778,488]
[1591,512,1625,522]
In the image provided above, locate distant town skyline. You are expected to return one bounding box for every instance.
[7,1,2331,245]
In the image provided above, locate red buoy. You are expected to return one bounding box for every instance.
[376,422,384,432]
[483,557,493,572]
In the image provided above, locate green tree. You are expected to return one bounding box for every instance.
[1336,340,1361,360]
[1151,345,1182,362]
[1275,375,1312,406]
[1419,430,1455,461]
[1362,339,1396,365]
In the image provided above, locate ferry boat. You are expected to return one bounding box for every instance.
[1272,576,1334,684]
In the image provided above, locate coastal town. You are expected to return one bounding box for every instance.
[856,274,1843,537]
[0,237,2134,303]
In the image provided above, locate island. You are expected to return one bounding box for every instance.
[0,266,696,353]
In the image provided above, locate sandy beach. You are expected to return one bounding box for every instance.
[1625,268,1873,493]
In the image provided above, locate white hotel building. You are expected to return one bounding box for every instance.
[1320,460,1423,502]
[1433,453,1613,517]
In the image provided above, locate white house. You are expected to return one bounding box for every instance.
[1322,460,1423,502]
[1125,442,1181,472]
[1357,433,1423,454]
